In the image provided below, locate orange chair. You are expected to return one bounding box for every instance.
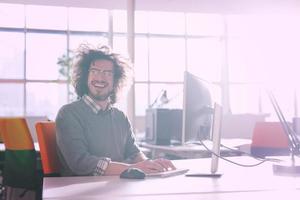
[35,121,61,176]
[0,117,42,198]
[251,122,290,157]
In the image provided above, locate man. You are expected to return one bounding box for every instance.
[56,44,175,176]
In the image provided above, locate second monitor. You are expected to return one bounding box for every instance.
[145,71,219,145]
[181,71,215,144]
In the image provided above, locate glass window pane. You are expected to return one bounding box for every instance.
[113,35,128,57]
[135,83,148,116]
[113,10,127,33]
[296,89,300,118]
[135,11,148,33]
[150,84,183,109]
[26,83,67,120]
[210,83,222,105]
[134,36,148,81]
[229,84,261,114]
[114,87,129,114]
[0,32,24,79]
[148,11,185,35]
[187,38,222,82]
[228,38,247,82]
[68,85,77,102]
[149,37,185,82]
[228,36,273,83]
[26,5,67,30]
[0,3,24,28]
[186,13,223,36]
[69,7,108,31]
[0,83,24,116]
[69,34,108,51]
[227,14,252,37]
[228,15,300,84]
[26,33,67,80]
[261,86,295,122]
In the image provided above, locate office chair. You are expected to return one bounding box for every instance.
[35,121,61,176]
[251,122,290,157]
[0,117,42,199]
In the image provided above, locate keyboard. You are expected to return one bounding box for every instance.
[146,168,189,178]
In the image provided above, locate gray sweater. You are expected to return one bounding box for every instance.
[55,99,140,176]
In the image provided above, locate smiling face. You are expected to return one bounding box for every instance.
[87,59,114,104]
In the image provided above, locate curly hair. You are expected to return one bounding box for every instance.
[72,44,132,104]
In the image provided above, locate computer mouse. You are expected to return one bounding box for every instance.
[120,168,146,179]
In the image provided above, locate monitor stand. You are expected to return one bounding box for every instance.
[185,172,222,178]
[185,103,223,178]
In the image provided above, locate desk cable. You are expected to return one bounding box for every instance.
[198,139,282,167]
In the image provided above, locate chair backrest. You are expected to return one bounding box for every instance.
[0,117,38,189]
[25,116,49,142]
[35,121,61,176]
[0,117,34,150]
[251,122,290,156]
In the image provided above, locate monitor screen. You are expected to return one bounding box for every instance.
[181,71,213,144]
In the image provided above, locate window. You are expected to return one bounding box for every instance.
[187,38,222,82]
[0,83,24,116]
[69,7,108,31]
[230,84,261,114]
[0,32,24,79]
[113,35,128,57]
[135,84,148,116]
[135,11,148,33]
[0,3,24,28]
[0,4,109,120]
[149,37,185,82]
[134,36,148,81]
[148,11,185,35]
[26,5,67,30]
[227,14,300,120]
[1,3,299,128]
[26,83,67,120]
[69,34,108,51]
[113,10,127,33]
[26,33,67,80]
[186,13,223,36]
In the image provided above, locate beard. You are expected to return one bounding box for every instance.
[89,90,113,102]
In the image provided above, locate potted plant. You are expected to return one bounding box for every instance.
[57,51,76,102]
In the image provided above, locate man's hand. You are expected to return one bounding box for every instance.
[132,158,176,174]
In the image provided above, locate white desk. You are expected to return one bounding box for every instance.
[43,156,300,200]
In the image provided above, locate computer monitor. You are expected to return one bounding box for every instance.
[181,71,213,144]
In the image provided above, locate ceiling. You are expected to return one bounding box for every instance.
[1,0,300,14]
